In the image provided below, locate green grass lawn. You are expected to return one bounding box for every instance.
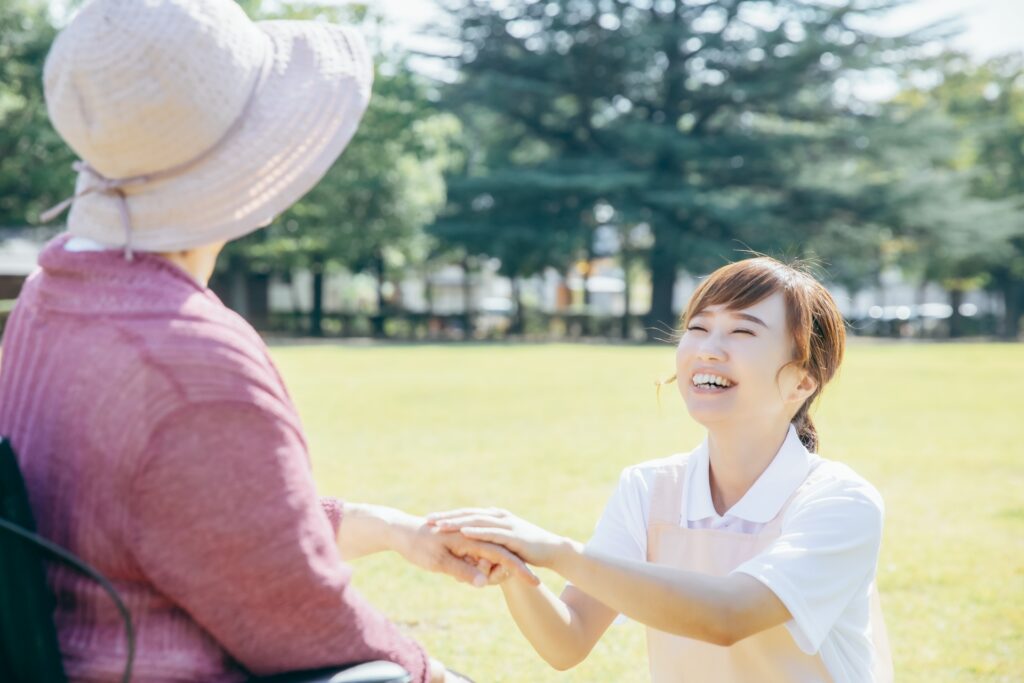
[270,340,1024,682]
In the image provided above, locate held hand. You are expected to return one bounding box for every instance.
[474,557,515,586]
[426,508,569,570]
[399,518,539,587]
[430,659,474,683]
[429,658,446,683]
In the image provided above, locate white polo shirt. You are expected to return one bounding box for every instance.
[586,423,886,683]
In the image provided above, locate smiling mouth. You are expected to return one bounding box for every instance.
[690,376,737,393]
[690,372,736,390]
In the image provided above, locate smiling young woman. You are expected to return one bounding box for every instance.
[429,256,893,683]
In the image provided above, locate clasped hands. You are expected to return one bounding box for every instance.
[339,504,567,683]
[338,503,555,588]
[423,507,569,585]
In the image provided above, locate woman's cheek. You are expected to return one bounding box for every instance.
[674,341,689,372]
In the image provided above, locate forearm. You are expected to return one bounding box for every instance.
[500,579,590,670]
[552,541,735,645]
[337,502,419,561]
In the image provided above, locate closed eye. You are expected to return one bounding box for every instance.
[686,325,755,335]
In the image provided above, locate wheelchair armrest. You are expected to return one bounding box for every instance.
[250,661,411,683]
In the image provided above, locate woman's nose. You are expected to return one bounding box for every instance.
[695,333,726,361]
[697,347,724,361]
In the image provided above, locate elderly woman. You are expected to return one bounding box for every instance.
[0,1,531,682]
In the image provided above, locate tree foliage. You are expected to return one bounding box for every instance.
[0,0,74,227]
[432,0,946,330]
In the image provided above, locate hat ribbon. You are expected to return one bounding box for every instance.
[40,162,152,260]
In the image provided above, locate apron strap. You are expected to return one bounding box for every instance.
[648,459,687,527]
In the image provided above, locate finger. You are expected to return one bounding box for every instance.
[460,527,511,545]
[436,552,488,587]
[433,515,512,532]
[426,508,498,523]
[462,534,540,585]
[439,530,540,585]
[476,558,494,575]
[487,562,510,584]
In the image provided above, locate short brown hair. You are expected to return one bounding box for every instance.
[664,255,846,452]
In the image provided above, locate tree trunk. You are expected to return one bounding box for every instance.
[510,277,524,336]
[372,250,386,339]
[310,257,324,338]
[646,236,677,340]
[947,288,965,339]
[620,252,631,340]
[995,269,1024,340]
[246,271,270,330]
[425,267,435,315]
[1007,282,1024,341]
[461,256,474,340]
[581,263,592,309]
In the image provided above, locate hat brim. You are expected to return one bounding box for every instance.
[66,20,373,252]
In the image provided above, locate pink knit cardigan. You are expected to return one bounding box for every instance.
[0,233,428,682]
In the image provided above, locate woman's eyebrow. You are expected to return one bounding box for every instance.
[692,310,769,328]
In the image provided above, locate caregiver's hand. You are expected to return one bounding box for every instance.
[426,508,570,570]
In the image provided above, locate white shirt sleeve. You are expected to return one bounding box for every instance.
[731,470,885,654]
[584,464,654,563]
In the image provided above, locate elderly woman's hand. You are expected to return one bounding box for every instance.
[428,659,475,683]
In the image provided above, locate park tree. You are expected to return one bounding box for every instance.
[0,0,457,339]
[0,0,74,228]
[904,53,1024,338]
[796,48,1024,339]
[432,0,945,334]
[842,51,1024,338]
[221,1,458,336]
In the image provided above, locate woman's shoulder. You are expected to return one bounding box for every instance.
[613,450,696,493]
[116,296,291,415]
[625,451,691,472]
[796,456,886,519]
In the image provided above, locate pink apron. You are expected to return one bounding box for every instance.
[645,460,893,682]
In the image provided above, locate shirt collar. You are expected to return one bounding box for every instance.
[686,422,814,524]
[63,235,112,252]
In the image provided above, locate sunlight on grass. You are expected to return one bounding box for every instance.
[270,341,1024,682]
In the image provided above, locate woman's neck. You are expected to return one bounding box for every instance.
[706,420,791,516]
[155,240,226,287]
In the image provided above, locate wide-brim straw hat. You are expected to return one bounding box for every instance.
[41,0,373,254]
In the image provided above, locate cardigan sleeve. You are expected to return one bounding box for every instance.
[320,496,345,538]
[128,400,429,682]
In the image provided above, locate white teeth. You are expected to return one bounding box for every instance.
[692,373,733,387]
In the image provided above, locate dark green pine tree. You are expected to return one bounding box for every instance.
[433,0,944,333]
[0,0,74,228]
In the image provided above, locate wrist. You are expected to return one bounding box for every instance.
[388,509,425,560]
[549,536,583,574]
[340,502,420,559]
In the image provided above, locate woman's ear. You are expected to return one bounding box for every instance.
[795,370,818,400]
